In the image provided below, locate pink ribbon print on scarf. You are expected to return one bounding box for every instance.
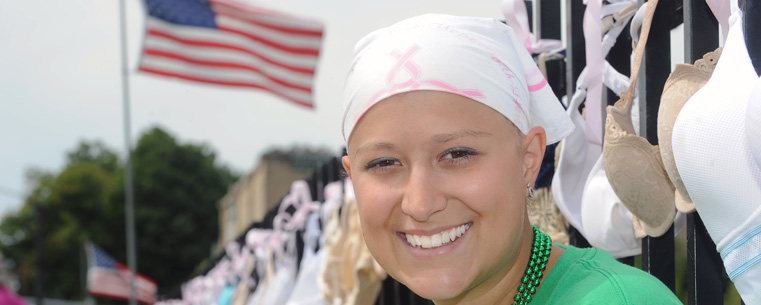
[367,44,487,109]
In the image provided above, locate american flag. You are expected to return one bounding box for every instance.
[85,242,158,304]
[138,0,324,109]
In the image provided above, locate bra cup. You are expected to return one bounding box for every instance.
[631,214,647,238]
[604,101,677,238]
[657,48,722,213]
[609,99,637,135]
[633,211,688,239]
[672,15,761,304]
[552,91,602,232]
[555,66,641,251]
[580,155,642,257]
[671,16,761,246]
[747,79,761,168]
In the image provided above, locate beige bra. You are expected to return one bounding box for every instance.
[320,193,385,305]
[602,0,677,238]
[657,48,722,213]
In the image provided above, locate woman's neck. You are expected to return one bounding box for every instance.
[435,221,535,305]
[432,222,566,305]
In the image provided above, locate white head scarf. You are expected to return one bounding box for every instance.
[341,14,574,145]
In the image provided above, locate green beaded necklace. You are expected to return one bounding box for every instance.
[512,225,552,305]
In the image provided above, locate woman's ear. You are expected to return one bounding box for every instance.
[521,126,547,187]
[341,155,352,179]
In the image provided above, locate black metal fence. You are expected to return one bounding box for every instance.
[555,1,752,304]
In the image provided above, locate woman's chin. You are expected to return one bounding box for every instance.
[409,284,466,302]
[396,271,469,301]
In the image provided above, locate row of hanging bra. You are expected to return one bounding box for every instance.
[518,0,759,303]
[158,0,761,304]
[157,177,388,305]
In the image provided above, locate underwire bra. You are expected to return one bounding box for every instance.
[603,0,676,238]
[672,8,761,304]
[747,79,761,168]
[657,48,722,213]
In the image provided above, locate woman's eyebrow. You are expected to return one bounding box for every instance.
[356,142,397,155]
[431,130,492,143]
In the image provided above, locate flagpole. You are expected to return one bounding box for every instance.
[118,0,138,304]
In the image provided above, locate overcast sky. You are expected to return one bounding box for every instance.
[0,0,506,216]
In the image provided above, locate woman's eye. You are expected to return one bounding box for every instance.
[441,148,477,161]
[447,151,469,158]
[365,158,400,170]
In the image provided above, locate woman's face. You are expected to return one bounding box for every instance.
[343,91,545,302]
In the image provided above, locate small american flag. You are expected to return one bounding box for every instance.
[85,242,158,304]
[138,0,324,109]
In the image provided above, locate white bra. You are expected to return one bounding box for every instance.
[747,78,761,168]
[551,0,636,238]
[672,7,761,305]
[672,9,761,250]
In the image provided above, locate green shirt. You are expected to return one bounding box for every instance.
[532,244,681,304]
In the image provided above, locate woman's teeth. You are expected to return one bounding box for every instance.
[405,223,470,249]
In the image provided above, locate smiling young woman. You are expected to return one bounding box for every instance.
[340,14,682,305]
[344,90,559,304]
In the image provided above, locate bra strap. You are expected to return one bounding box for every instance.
[620,0,659,111]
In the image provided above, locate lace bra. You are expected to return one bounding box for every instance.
[657,48,722,213]
[602,0,677,238]
[551,0,636,239]
[553,1,648,255]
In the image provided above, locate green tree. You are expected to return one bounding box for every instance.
[0,144,118,299]
[0,126,236,300]
[124,127,236,294]
[66,141,120,173]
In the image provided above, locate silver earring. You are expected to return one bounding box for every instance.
[527,183,535,199]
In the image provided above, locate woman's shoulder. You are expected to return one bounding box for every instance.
[533,244,682,305]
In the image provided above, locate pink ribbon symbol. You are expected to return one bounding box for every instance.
[369,44,486,103]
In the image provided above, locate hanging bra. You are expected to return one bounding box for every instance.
[603,0,678,238]
[286,181,343,305]
[501,0,562,54]
[672,7,761,248]
[747,79,761,168]
[232,254,256,305]
[553,1,657,256]
[551,1,637,236]
[552,77,603,234]
[319,180,385,305]
[672,7,761,304]
[733,77,761,305]
[657,48,722,213]
[580,155,641,256]
[286,213,327,305]
[260,238,298,305]
[529,187,570,245]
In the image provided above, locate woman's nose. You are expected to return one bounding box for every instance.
[400,167,446,222]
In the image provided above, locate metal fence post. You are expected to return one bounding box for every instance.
[566,0,587,100]
[640,0,676,292]
[565,0,594,249]
[683,0,724,304]
[746,0,761,74]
